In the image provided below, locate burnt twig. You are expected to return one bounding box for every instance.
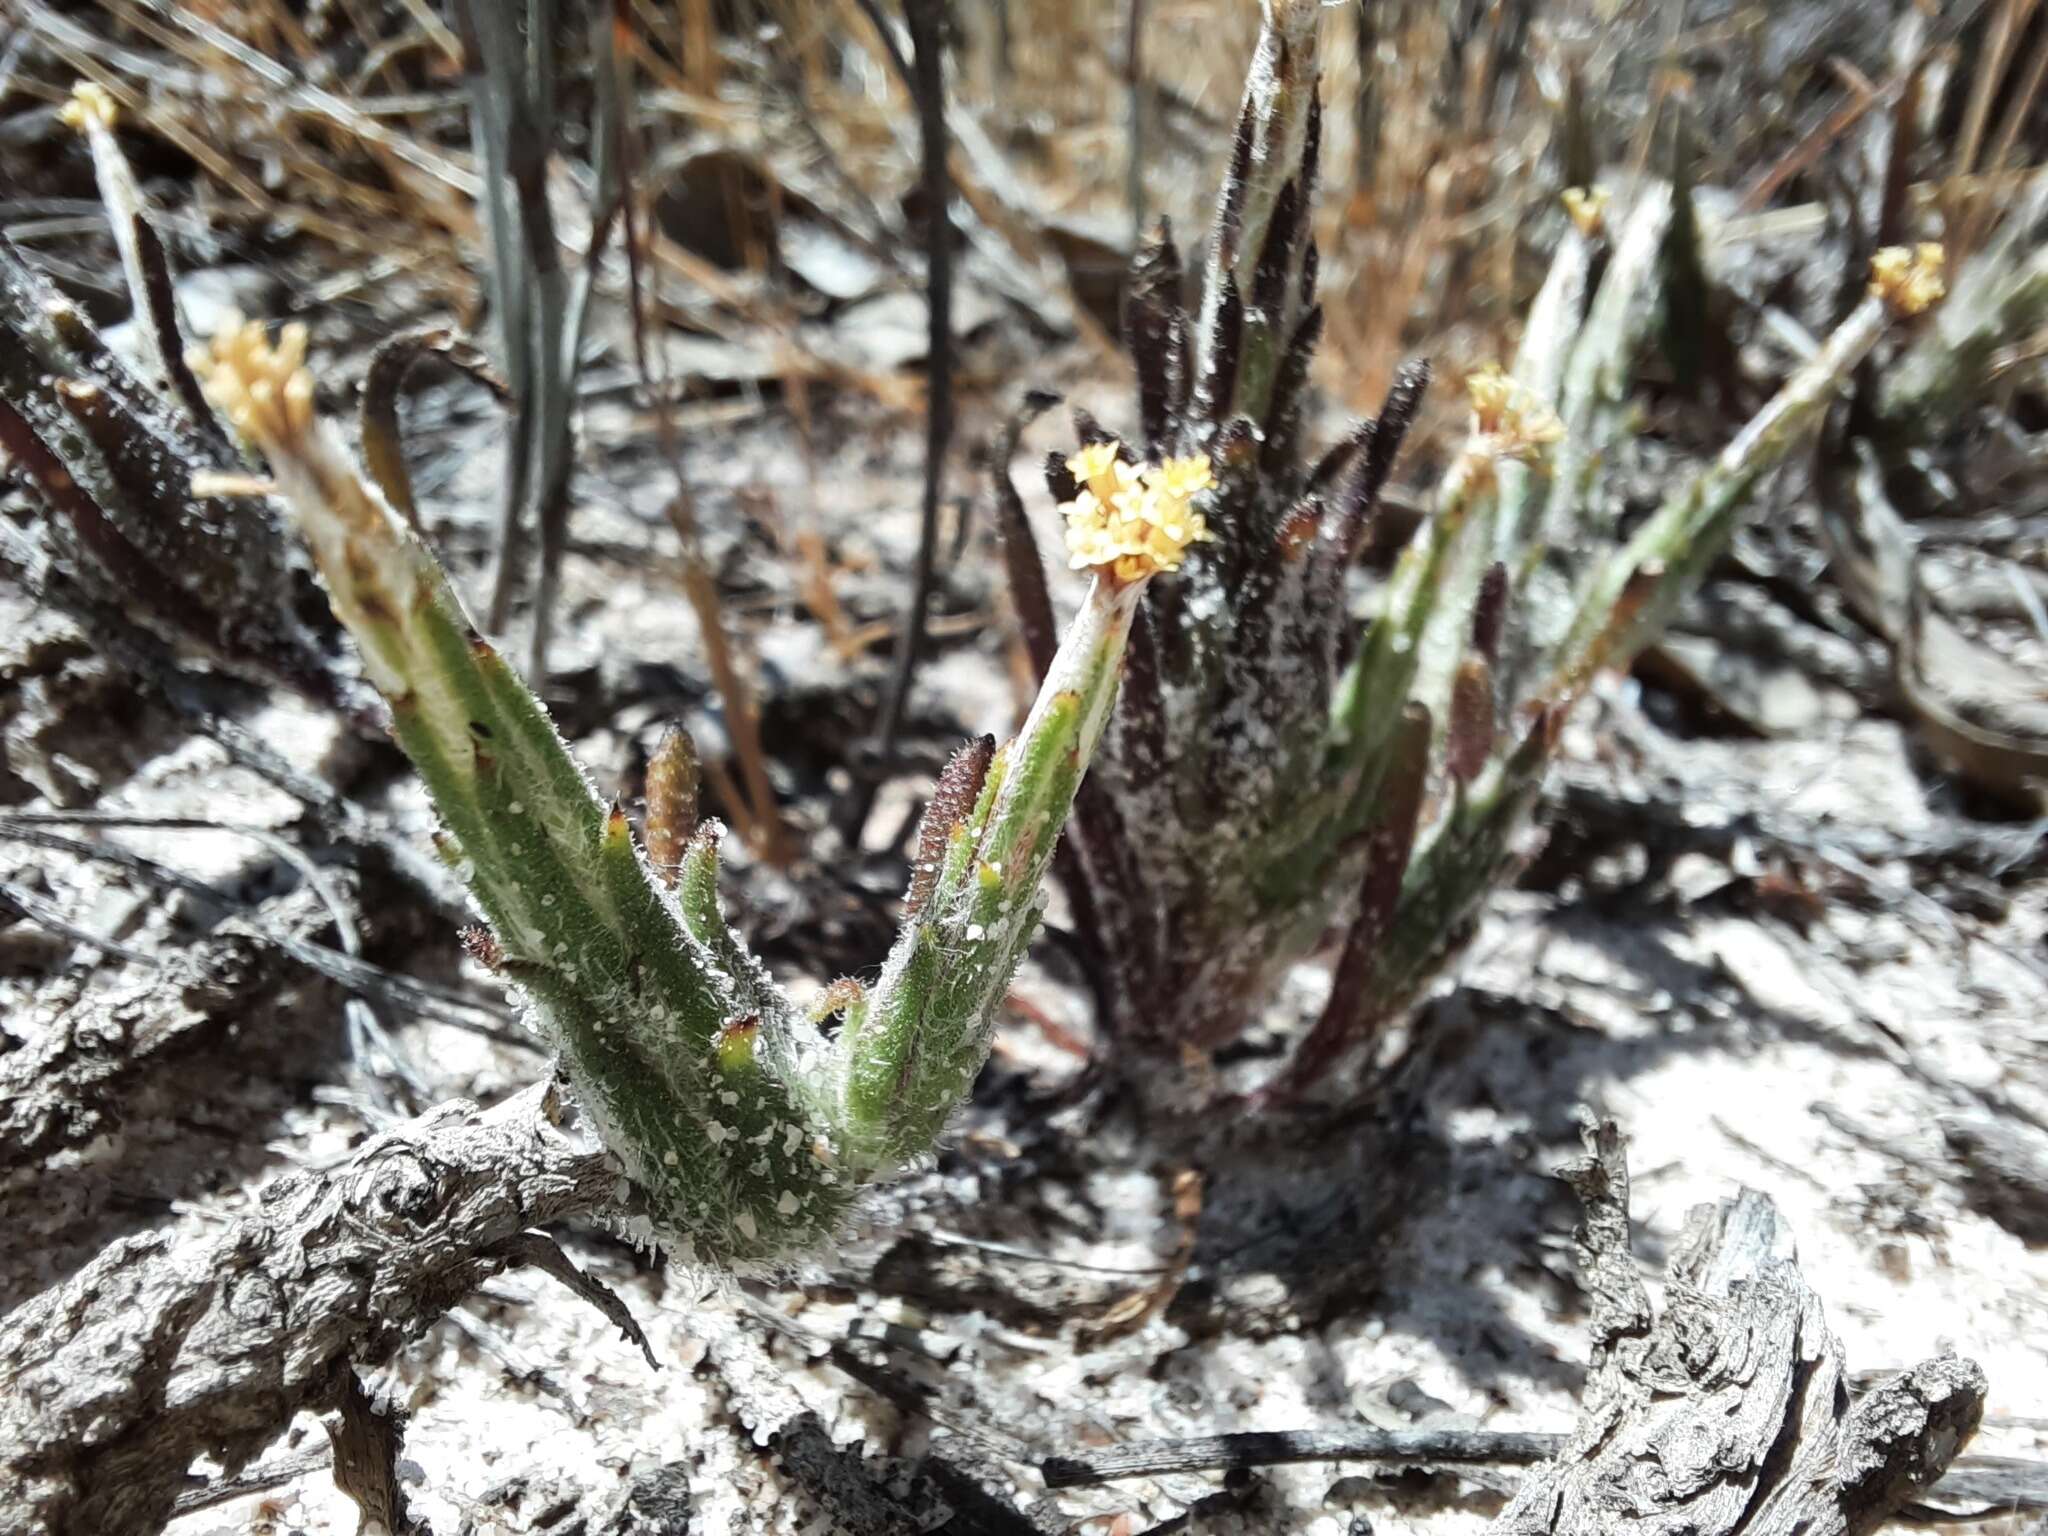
[1043,1428,1564,1490]
[842,0,955,845]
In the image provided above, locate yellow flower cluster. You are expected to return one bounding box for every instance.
[183,320,419,695]
[1869,243,1946,318]
[1561,185,1610,239]
[1060,442,1215,585]
[59,82,119,133]
[185,315,317,454]
[1464,364,1564,466]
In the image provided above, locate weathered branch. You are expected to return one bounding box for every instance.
[0,932,288,1174]
[325,1365,416,1535]
[1492,1115,1986,1536]
[0,1082,625,1536]
[1044,1120,1994,1533]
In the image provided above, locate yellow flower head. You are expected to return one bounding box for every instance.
[1466,365,1516,432]
[1061,443,1214,585]
[1149,454,1215,503]
[59,82,118,133]
[1562,185,1610,239]
[1464,364,1564,470]
[1068,441,1123,495]
[1869,243,1946,318]
[185,313,316,454]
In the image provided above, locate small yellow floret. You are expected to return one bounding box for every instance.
[1466,364,1515,430]
[1562,186,1610,239]
[1465,364,1563,461]
[185,313,317,453]
[1068,441,1122,493]
[1060,443,1214,585]
[1870,243,1946,318]
[1149,454,1215,502]
[59,82,118,133]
